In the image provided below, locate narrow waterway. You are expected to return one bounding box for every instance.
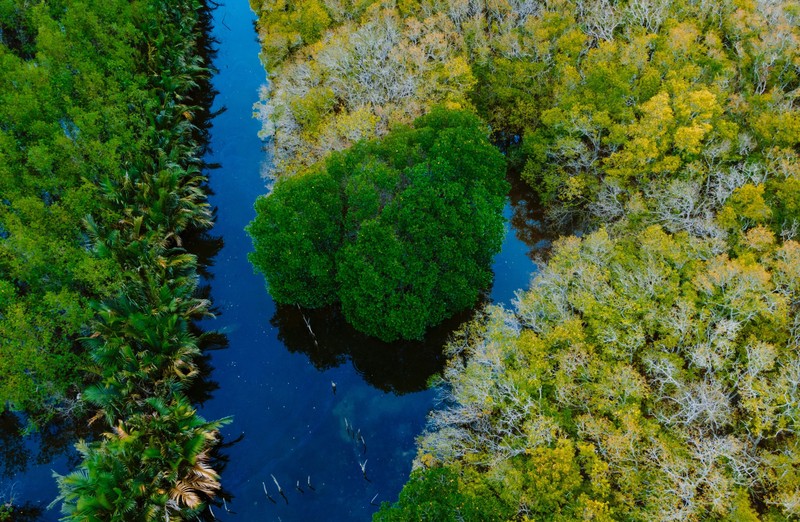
[197,4,464,518]
[0,2,552,520]
[195,5,551,519]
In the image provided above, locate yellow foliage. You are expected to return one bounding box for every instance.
[729,184,773,224]
[637,224,682,261]
[514,331,551,391]
[640,91,675,139]
[548,317,586,347]
[673,89,720,123]
[516,330,545,355]
[716,204,739,230]
[744,225,776,252]
[578,443,611,498]
[291,0,331,42]
[289,86,335,132]
[525,439,582,510]
[574,495,615,521]
[674,123,711,154]
[754,110,800,147]
[652,154,681,173]
[605,136,661,181]
[555,28,588,56]
[438,55,477,99]
[563,175,587,201]
[419,453,437,468]
[722,489,761,522]
[540,107,565,128]
[666,22,703,57]
[396,0,420,17]
[332,106,380,143]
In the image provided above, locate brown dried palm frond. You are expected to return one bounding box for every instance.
[87,409,105,427]
[192,450,219,479]
[169,480,202,509]
[112,420,131,440]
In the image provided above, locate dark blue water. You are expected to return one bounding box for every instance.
[0,413,84,519]
[0,2,551,520]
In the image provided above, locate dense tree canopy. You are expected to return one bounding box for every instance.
[1,0,228,519]
[252,0,800,234]
[509,0,800,234]
[248,108,507,341]
[0,0,136,420]
[251,0,483,174]
[393,225,800,520]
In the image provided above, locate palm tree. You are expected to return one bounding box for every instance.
[53,396,229,521]
[61,2,225,520]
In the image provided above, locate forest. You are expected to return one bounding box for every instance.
[249,0,800,519]
[1,0,227,519]
[1,0,799,519]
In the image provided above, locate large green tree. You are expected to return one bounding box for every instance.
[248,108,507,341]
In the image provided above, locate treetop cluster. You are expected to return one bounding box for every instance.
[248,108,508,341]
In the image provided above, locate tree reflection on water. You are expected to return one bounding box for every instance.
[271,303,479,395]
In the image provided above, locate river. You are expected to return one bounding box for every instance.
[0,2,551,520]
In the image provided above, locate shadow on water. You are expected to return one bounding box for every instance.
[271,304,479,395]
[0,412,100,480]
[507,171,556,261]
[0,413,29,478]
[183,337,225,407]
[269,171,558,397]
[184,228,224,281]
[0,411,102,521]
[180,231,226,407]
[28,418,95,471]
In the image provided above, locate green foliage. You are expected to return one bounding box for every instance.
[472,57,549,141]
[249,0,800,518]
[250,0,388,68]
[499,1,800,235]
[253,0,796,227]
[0,0,233,518]
[521,440,583,515]
[53,396,228,521]
[0,0,217,421]
[250,0,338,66]
[248,108,507,341]
[374,466,513,522]
[248,171,343,308]
[252,1,480,174]
[0,0,143,420]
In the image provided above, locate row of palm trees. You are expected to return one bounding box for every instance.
[52,1,228,520]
